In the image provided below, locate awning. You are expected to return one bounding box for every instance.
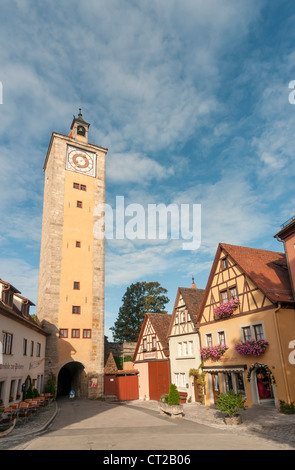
[202,365,247,373]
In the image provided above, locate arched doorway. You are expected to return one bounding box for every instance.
[248,363,276,406]
[57,361,87,398]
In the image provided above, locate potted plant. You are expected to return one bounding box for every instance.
[159,384,183,418]
[215,390,247,425]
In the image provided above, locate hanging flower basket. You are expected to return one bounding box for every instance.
[247,362,276,384]
[235,339,269,357]
[200,344,228,360]
[214,298,240,319]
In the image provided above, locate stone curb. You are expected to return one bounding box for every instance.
[0,401,58,440]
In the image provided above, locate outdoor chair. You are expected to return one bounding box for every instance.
[18,402,31,422]
[0,407,13,424]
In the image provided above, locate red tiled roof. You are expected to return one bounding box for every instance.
[178,287,205,326]
[221,243,294,304]
[147,313,172,350]
[132,312,172,361]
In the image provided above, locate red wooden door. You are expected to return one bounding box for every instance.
[104,375,118,396]
[148,361,170,401]
[117,375,139,401]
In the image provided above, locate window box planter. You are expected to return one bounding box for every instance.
[235,339,269,356]
[200,344,228,360]
[214,298,240,319]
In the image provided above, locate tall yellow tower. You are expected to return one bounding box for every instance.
[37,110,108,398]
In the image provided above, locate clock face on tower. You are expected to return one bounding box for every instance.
[66,145,96,177]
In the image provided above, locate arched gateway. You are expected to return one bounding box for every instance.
[57,361,88,398]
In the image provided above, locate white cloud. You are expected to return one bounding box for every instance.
[107,152,174,184]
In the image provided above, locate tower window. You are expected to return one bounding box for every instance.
[71,329,80,338]
[73,183,87,191]
[77,200,82,208]
[73,282,80,290]
[76,241,81,248]
[59,329,68,338]
[83,329,91,338]
[72,306,81,314]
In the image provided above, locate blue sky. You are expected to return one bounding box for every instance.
[1,0,295,340]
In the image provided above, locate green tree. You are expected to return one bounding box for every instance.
[110,281,169,342]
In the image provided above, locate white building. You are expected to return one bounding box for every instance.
[167,280,205,402]
[0,279,48,407]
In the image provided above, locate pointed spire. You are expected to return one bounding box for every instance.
[191,276,197,289]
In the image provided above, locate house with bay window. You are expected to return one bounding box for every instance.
[196,240,295,409]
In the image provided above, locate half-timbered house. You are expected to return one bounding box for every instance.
[197,242,295,409]
[167,281,205,403]
[133,313,171,401]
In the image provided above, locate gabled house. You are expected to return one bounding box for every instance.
[0,278,48,406]
[167,280,205,403]
[133,312,171,401]
[196,242,295,409]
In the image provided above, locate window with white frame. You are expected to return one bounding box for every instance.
[217,330,226,345]
[180,373,186,388]
[241,322,265,342]
[189,341,193,355]
[2,332,13,354]
[183,342,188,355]
[205,333,213,347]
[178,342,182,356]
[253,323,264,340]
[174,373,179,386]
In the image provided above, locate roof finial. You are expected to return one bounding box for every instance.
[78,108,82,118]
[191,276,197,289]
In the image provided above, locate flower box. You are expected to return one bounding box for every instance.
[235,339,269,356]
[214,298,240,319]
[200,344,228,360]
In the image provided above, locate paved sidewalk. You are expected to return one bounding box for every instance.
[125,399,295,448]
[1,398,295,449]
[0,401,58,440]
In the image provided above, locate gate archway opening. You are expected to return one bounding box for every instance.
[57,361,87,398]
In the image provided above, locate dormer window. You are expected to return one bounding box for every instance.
[2,288,13,307]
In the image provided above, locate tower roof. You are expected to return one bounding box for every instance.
[70,108,90,129]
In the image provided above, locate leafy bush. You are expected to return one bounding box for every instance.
[279,400,295,414]
[25,386,34,399]
[45,372,57,396]
[160,394,168,403]
[168,384,180,406]
[215,390,247,417]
